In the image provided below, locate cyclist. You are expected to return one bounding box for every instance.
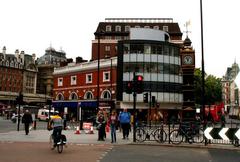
[48,111,63,149]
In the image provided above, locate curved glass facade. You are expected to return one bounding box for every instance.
[117,40,183,103]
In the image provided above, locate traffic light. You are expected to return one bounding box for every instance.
[152,96,156,107]
[125,81,133,94]
[134,75,144,94]
[47,99,52,105]
[16,94,23,105]
[143,93,148,103]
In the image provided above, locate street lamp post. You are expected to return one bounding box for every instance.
[94,31,105,111]
[200,0,206,121]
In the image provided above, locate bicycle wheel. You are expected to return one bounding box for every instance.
[169,129,183,144]
[193,128,204,143]
[57,139,63,153]
[136,128,145,142]
[49,134,54,150]
[153,128,167,143]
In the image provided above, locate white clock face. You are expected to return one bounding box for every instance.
[183,55,193,65]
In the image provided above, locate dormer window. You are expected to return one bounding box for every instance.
[144,26,150,29]
[125,26,130,32]
[115,25,121,32]
[153,26,159,30]
[106,25,111,32]
[135,26,140,28]
[163,26,168,32]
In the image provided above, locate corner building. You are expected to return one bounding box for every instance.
[117,28,182,121]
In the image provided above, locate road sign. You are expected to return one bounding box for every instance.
[204,127,239,140]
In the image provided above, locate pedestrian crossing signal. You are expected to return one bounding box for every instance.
[126,81,133,94]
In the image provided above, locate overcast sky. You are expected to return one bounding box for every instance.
[0,0,239,78]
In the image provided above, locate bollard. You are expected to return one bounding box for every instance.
[33,120,36,130]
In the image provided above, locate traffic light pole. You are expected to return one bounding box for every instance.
[133,72,137,142]
[17,103,21,131]
[149,91,152,128]
[133,91,137,142]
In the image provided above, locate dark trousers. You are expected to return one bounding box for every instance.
[121,123,130,139]
[53,126,62,145]
[98,124,105,141]
[24,123,30,135]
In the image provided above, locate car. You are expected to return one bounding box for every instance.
[11,114,23,123]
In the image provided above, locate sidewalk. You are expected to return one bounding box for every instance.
[0,129,133,145]
[0,128,239,150]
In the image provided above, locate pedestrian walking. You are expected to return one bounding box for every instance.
[109,111,118,143]
[22,110,33,135]
[118,108,131,140]
[96,110,106,141]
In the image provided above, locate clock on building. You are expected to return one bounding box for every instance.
[183,55,193,65]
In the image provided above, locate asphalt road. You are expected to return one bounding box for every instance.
[0,142,112,162]
[101,145,240,162]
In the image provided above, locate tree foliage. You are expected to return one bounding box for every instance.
[194,68,222,105]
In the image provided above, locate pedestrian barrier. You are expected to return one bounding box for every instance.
[83,122,93,134]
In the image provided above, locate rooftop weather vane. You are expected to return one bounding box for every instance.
[184,20,191,37]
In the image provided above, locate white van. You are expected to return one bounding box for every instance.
[37,109,57,121]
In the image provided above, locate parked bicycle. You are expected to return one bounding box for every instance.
[170,122,204,144]
[136,122,167,143]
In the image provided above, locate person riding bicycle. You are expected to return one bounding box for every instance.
[48,111,63,149]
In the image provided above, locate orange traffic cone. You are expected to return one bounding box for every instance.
[75,126,81,134]
[89,126,94,134]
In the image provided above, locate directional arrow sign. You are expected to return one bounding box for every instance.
[219,128,229,140]
[235,129,240,140]
[204,127,213,140]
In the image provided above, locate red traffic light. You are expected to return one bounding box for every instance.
[137,75,143,81]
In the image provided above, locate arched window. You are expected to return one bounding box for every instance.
[101,90,111,99]
[69,92,78,100]
[56,93,64,100]
[84,91,94,100]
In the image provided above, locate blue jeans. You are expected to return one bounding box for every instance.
[110,124,116,143]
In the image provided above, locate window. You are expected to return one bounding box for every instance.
[105,36,111,40]
[105,45,110,52]
[115,25,121,32]
[106,25,111,32]
[163,26,168,32]
[144,26,150,29]
[58,78,63,86]
[125,26,130,32]
[56,93,64,100]
[103,71,110,82]
[84,91,93,99]
[101,90,111,99]
[135,26,140,28]
[70,92,78,100]
[153,26,159,30]
[86,73,92,83]
[115,36,121,40]
[71,75,77,85]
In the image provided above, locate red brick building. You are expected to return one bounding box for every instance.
[53,58,117,120]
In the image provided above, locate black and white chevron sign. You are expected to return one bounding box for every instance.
[204,127,240,140]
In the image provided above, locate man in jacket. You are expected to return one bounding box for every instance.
[118,108,131,139]
[22,109,33,135]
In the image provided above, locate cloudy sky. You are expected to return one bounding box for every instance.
[0,0,239,77]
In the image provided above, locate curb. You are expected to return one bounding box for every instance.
[128,142,240,151]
